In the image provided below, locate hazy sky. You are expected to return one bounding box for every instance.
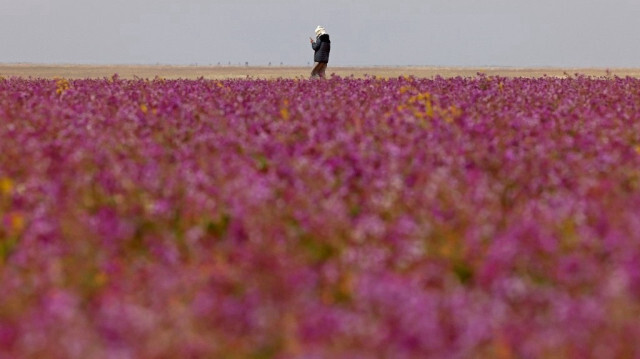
[3,0,640,67]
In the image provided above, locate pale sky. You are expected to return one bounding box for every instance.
[2,0,640,67]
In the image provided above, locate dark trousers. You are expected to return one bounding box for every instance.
[310,62,328,78]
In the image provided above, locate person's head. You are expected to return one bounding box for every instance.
[315,26,327,37]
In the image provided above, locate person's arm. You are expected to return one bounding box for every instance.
[311,37,321,51]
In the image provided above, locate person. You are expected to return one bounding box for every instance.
[310,26,331,79]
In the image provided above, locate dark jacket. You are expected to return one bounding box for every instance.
[312,34,331,63]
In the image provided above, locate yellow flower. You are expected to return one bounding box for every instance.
[280,108,290,120]
[140,104,149,114]
[634,145,640,155]
[280,99,290,120]
[0,177,14,195]
[10,212,25,233]
[94,271,108,287]
[399,86,413,94]
[55,78,70,95]
[425,100,434,118]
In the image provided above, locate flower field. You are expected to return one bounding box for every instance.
[2,74,640,358]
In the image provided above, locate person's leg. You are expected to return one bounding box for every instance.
[319,63,328,78]
[310,62,322,78]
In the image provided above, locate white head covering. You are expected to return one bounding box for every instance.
[315,26,327,36]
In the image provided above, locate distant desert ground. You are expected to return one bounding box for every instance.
[3,64,640,79]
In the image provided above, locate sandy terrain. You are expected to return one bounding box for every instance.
[2,64,640,79]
